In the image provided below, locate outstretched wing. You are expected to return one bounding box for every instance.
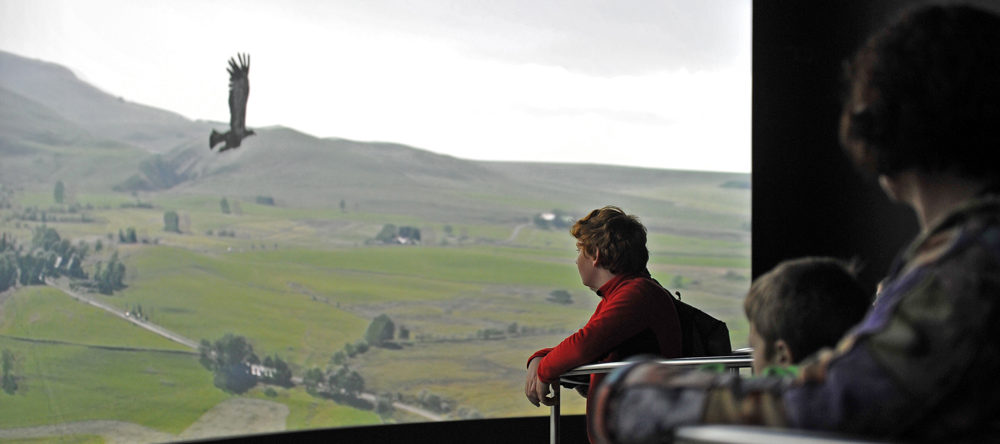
[226,53,250,134]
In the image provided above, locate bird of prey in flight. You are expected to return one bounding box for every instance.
[210,53,254,152]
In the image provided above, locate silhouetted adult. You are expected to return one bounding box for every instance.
[589,5,1000,443]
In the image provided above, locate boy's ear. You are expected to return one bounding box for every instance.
[591,250,601,266]
[773,339,794,366]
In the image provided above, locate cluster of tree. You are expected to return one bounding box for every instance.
[303,316,412,410]
[723,270,747,281]
[0,236,16,292]
[0,228,92,292]
[1,349,16,395]
[113,155,187,192]
[34,203,95,215]
[374,392,395,417]
[330,340,371,366]
[118,201,154,209]
[391,389,480,419]
[255,195,275,206]
[474,323,566,340]
[0,185,12,209]
[198,334,259,394]
[218,197,242,215]
[139,155,185,189]
[118,227,138,244]
[471,322,544,340]
[54,181,65,204]
[10,206,93,224]
[93,251,127,295]
[417,390,446,413]
[475,328,506,340]
[454,406,484,420]
[127,303,149,321]
[547,289,573,305]
[303,364,366,400]
[197,334,292,394]
[365,314,396,346]
[205,229,237,237]
[163,211,180,233]
[373,224,421,245]
[329,316,409,366]
[3,248,48,288]
[259,354,293,387]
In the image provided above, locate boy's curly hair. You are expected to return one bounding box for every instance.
[571,206,648,275]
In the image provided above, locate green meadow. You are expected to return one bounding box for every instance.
[0,51,752,441]
[0,169,750,440]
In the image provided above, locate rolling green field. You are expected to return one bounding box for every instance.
[0,169,749,441]
[0,50,753,441]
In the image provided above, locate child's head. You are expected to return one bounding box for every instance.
[570,206,648,276]
[744,257,872,373]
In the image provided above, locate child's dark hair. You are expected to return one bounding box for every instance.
[744,257,872,362]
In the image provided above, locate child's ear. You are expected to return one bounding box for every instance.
[773,339,794,366]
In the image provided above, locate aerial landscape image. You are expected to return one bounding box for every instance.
[0,1,750,442]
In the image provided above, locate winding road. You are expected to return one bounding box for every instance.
[43,278,444,422]
[505,223,531,243]
[44,278,199,349]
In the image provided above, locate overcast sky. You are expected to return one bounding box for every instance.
[0,0,751,173]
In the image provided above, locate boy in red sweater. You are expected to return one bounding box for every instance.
[524,206,683,419]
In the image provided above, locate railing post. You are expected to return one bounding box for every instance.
[552,354,753,443]
[550,384,560,444]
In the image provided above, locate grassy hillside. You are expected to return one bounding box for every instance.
[0,285,381,436]
[0,50,206,154]
[0,51,751,441]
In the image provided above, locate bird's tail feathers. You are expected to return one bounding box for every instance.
[209,130,226,150]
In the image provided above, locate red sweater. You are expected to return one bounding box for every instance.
[528,273,682,399]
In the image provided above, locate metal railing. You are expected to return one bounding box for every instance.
[673,425,893,444]
[550,353,754,444]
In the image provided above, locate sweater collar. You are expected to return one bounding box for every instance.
[595,269,650,297]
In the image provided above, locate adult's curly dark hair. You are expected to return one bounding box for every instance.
[840,5,1000,180]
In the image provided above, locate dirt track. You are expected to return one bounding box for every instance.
[45,278,199,350]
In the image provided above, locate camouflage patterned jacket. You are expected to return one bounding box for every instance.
[593,194,1000,443]
[783,193,1000,441]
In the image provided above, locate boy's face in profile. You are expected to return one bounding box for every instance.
[748,323,771,374]
[748,322,793,374]
[575,243,599,290]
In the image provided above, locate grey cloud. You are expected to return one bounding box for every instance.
[522,105,676,126]
[320,0,750,76]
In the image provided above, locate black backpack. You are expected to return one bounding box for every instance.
[558,277,733,390]
[670,291,732,357]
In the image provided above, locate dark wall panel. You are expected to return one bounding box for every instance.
[751,1,919,291]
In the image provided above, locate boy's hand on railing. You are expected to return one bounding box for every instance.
[525,357,559,406]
